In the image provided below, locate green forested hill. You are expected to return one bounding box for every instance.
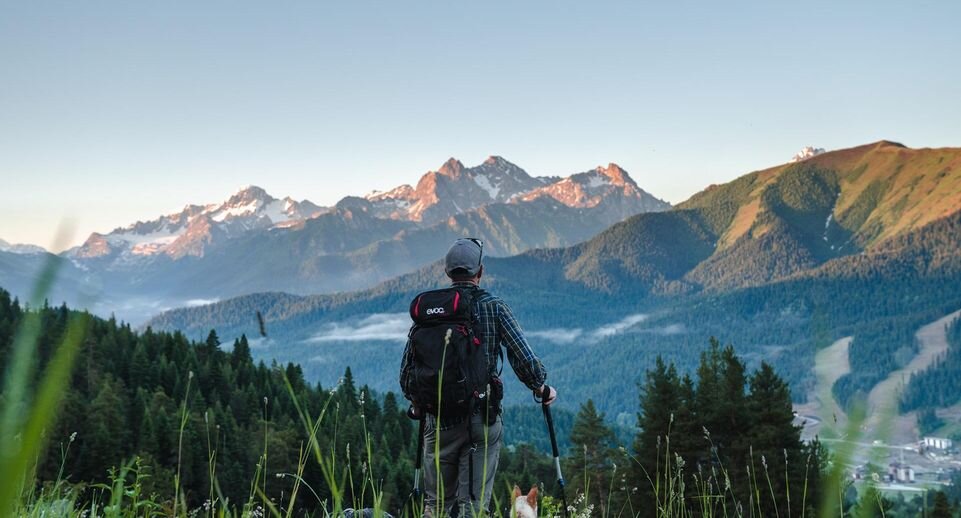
[146,142,961,416]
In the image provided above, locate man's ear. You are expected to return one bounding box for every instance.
[526,486,538,508]
[512,485,522,501]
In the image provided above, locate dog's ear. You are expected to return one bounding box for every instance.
[526,486,538,508]
[512,485,522,501]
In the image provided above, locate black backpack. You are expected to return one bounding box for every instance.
[407,287,491,417]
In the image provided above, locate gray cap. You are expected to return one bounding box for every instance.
[445,238,483,277]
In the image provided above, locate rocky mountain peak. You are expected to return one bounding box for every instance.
[437,158,466,177]
[595,163,637,188]
[224,185,274,207]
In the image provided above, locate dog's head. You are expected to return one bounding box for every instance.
[511,485,538,518]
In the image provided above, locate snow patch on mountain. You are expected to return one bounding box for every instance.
[473,174,501,199]
[790,146,826,163]
[210,200,263,222]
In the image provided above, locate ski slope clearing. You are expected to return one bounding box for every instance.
[795,336,852,440]
[863,310,961,445]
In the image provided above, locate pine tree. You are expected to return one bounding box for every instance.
[746,362,803,517]
[567,399,616,515]
[632,356,681,517]
[931,490,952,518]
[79,376,130,479]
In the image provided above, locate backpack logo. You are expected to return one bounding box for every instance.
[425,307,446,315]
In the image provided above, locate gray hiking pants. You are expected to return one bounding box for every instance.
[423,413,502,517]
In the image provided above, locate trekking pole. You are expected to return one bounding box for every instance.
[407,406,426,513]
[540,387,569,518]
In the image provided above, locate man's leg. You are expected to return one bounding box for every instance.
[456,415,503,516]
[424,418,466,518]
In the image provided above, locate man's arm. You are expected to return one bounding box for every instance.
[496,300,547,392]
[398,336,415,400]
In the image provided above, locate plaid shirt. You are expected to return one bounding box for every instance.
[399,281,547,427]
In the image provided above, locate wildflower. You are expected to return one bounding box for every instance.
[204,411,209,424]
[188,370,194,379]
[702,426,710,439]
[69,432,77,443]
[276,473,285,479]
[761,455,768,470]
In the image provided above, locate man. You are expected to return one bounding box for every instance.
[399,238,557,517]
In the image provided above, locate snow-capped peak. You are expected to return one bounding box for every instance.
[208,186,274,223]
[516,163,668,213]
[71,186,325,260]
[0,238,47,255]
[790,146,826,163]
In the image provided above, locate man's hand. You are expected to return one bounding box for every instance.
[536,384,557,406]
[406,405,422,420]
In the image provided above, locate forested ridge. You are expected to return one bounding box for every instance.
[145,211,961,418]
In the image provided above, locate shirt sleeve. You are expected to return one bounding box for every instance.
[496,300,547,391]
[399,336,414,400]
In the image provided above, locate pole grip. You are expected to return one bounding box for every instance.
[415,416,426,470]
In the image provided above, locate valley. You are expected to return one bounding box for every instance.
[142,142,961,425]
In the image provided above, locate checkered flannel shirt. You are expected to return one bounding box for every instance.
[399,281,547,429]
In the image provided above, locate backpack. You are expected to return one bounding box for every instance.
[407,287,491,417]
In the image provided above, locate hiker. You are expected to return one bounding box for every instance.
[399,237,557,517]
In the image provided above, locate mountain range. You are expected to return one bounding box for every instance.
[146,141,961,417]
[0,157,668,322]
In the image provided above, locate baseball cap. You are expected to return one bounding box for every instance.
[445,238,484,277]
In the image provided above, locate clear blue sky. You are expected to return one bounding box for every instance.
[2,1,959,251]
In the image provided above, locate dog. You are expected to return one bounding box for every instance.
[511,485,538,518]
